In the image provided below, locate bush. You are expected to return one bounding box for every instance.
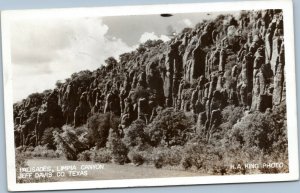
[53,125,89,160]
[128,150,145,166]
[180,138,224,174]
[41,127,59,150]
[221,105,244,126]
[21,145,59,158]
[231,105,287,152]
[123,119,146,148]
[107,129,129,165]
[146,108,194,147]
[75,126,89,145]
[105,57,117,70]
[151,146,183,168]
[204,105,245,141]
[127,143,154,165]
[77,150,92,161]
[91,148,112,163]
[258,153,289,174]
[87,113,120,149]
[215,103,288,175]
[181,143,206,170]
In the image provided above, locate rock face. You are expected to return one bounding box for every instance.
[13,9,286,147]
[36,90,64,145]
[74,92,90,127]
[273,42,285,105]
[163,40,182,106]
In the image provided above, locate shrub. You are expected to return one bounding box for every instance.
[181,143,206,170]
[123,119,146,148]
[21,145,58,158]
[221,105,244,126]
[151,146,183,168]
[87,113,120,149]
[91,148,112,163]
[143,39,164,48]
[42,150,57,158]
[258,153,289,174]
[70,70,93,88]
[41,127,60,150]
[77,150,93,161]
[231,104,287,153]
[119,52,134,64]
[75,125,89,145]
[219,103,288,175]
[180,138,224,173]
[205,105,245,142]
[128,143,154,165]
[128,150,145,166]
[107,129,128,165]
[146,108,194,147]
[53,125,89,160]
[105,57,117,70]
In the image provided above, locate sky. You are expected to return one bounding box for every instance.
[9,10,236,102]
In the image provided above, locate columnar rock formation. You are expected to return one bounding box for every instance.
[13,9,286,147]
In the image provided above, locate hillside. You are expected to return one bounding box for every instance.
[14,9,288,175]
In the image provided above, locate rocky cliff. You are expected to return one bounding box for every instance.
[13,9,285,149]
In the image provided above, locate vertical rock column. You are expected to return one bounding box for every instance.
[191,38,207,81]
[164,44,175,107]
[273,42,285,106]
[240,53,254,108]
[251,47,265,111]
[164,40,182,107]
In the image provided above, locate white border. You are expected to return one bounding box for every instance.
[1,0,299,191]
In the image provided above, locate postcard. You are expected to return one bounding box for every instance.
[1,0,299,191]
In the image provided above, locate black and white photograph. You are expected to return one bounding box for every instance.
[1,0,299,191]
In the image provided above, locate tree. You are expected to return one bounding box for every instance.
[136,45,146,54]
[55,80,63,88]
[71,70,93,88]
[143,39,163,48]
[41,127,59,150]
[230,103,287,152]
[87,112,120,149]
[105,57,118,70]
[123,119,146,147]
[119,52,134,63]
[146,108,194,147]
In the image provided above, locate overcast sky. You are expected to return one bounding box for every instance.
[10,11,236,102]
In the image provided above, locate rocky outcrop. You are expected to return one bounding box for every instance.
[273,42,285,106]
[35,90,64,145]
[13,9,286,148]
